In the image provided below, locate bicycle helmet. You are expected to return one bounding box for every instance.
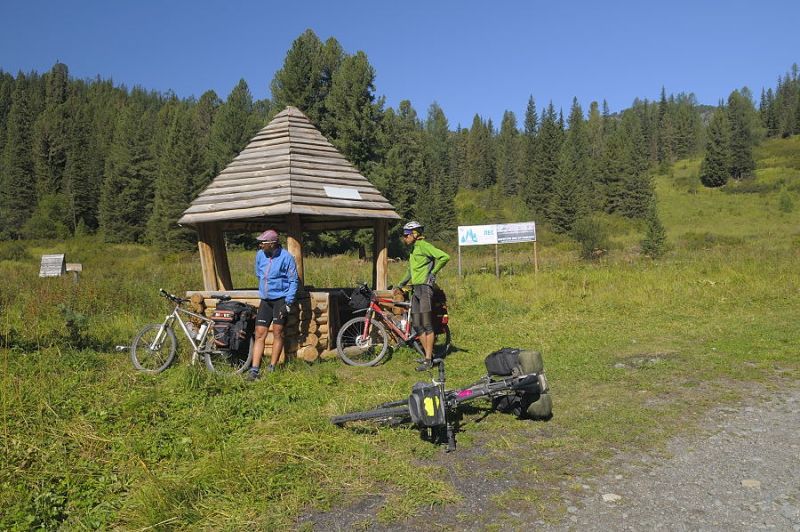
[402,221,423,235]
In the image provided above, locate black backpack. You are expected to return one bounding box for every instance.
[211,301,255,352]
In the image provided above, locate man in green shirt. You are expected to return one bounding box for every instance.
[394,221,450,371]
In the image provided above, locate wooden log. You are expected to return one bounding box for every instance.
[318,335,329,349]
[303,334,319,348]
[316,323,328,335]
[296,345,319,362]
[313,313,328,324]
[320,348,339,361]
[306,320,319,334]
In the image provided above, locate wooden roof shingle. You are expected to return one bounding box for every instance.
[178,106,400,226]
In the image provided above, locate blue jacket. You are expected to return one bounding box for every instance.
[255,246,299,303]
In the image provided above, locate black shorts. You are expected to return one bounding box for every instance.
[256,298,287,327]
[410,284,433,314]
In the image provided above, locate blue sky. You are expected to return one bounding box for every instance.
[1,0,798,129]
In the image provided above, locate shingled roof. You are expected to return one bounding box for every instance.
[178,106,399,227]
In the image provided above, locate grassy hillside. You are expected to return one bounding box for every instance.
[1,137,799,529]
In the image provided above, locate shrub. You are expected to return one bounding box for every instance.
[640,203,668,258]
[0,240,29,261]
[778,189,794,213]
[571,216,609,261]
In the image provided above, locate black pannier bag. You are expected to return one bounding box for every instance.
[408,382,446,427]
[211,300,255,352]
[484,347,522,376]
[348,285,372,311]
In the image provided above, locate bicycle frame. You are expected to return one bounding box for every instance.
[364,298,415,342]
[151,304,215,365]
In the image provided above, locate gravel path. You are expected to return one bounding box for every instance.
[302,386,800,531]
[542,386,800,531]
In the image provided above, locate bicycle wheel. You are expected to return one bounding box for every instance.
[336,317,390,366]
[130,323,177,373]
[331,404,410,426]
[204,336,254,375]
[412,324,452,359]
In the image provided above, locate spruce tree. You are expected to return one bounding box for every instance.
[371,101,424,220]
[550,98,589,232]
[421,103,456,238]
[63,94,103,231]
[495,110,520,195]
[0,75,36,238]
[207,79,259,179]
[99,97,156,242]
[466,114,494,188]
[270,30,326,124]
[526,102,562,221]
[322,51,383,173]
[640,198,667,258]
[699,107,731,188]
[726,90,756,180]
[147,104,202,249]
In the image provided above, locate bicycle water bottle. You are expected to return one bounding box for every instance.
[196,322,209,340]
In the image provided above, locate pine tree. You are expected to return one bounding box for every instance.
[0,74,36,238]
[726,90,756,180]
[147,104,202,249]
[99,96,157,242]
[619,111,653,219]
[421,102,456,238]
[699,106,731,188]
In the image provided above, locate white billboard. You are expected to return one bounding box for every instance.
[458,224,498,246]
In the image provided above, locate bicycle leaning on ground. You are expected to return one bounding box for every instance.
[336,283,451,367]
[128,289,254,375]
[331,348,552,451]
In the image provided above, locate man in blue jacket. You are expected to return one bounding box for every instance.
[249,229,299,379]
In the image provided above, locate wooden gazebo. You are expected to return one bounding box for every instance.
[177,106,400,361]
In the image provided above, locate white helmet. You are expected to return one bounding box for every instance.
[402,221,423,234]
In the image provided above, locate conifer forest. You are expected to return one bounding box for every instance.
[1,29,799,249]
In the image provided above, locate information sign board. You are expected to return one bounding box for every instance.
[39,254,66,277]
[496,222,536,244]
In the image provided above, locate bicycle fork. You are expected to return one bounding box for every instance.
[150,316,175,351]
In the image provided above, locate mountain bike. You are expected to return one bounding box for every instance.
[331,349,552,451]
[129,289,254,375]
[336,283,451,366]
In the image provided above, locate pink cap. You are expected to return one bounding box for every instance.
[257,229,279,242]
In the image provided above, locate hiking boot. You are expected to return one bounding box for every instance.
[415,360,432,372]
[246,368,261,381]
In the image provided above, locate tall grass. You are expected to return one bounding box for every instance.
[2,137,799,529]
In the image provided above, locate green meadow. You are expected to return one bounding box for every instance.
[2,137,799,529]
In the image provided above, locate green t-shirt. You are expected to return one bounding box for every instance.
[398,239,450,286]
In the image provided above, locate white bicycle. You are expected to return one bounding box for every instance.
[129,289,254,375]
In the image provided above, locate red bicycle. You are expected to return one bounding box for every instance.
[336,283,452,367]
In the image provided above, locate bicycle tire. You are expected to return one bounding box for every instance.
[411,324,451,359]
[336,317,390,366]
[204,336,254,375]
[130,323,177,373]
[331,404,410,426]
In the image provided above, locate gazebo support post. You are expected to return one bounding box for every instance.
[286,213,304,284]
[196,223,233,291]
[373,219,388,290]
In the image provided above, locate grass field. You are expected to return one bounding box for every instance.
[1,137,799,529]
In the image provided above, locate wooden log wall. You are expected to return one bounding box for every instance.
[197,290,337,364]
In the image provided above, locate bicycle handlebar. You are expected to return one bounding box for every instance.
[158,288,188,304]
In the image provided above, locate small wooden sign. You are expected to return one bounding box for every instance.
[39,254,66,277]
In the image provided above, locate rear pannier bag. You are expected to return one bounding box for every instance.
[212,301,255,352]
[408,382,446,427]
[431,286,449,333]
[484,347,522,376]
